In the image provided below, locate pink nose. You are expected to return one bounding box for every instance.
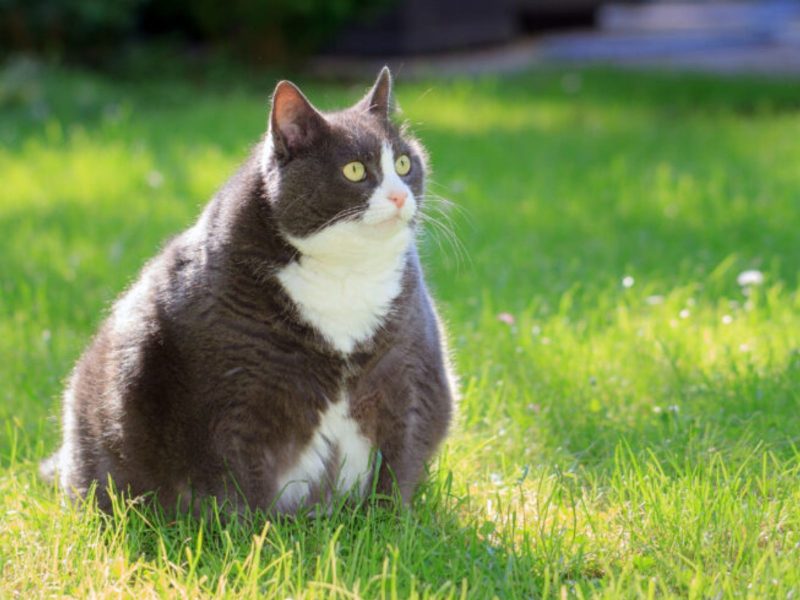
[388,190,407,209]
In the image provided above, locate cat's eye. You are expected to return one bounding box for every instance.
[343,161,366,182]
[395,154,411,176]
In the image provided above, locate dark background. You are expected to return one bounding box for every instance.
[0,0,602,67]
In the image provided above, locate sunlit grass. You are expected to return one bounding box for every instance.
[1,61,799,597]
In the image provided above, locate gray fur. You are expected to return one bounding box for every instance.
[42,68,455,514]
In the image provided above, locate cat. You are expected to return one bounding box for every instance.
[40,67,456,515]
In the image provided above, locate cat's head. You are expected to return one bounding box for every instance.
[261,68,426,252]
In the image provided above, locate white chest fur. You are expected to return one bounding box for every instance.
[277,223,411,354]
[274,392,373,512]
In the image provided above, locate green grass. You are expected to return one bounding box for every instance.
[2,59,800,598]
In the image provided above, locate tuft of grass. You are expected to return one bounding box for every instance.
[1,61,799,597]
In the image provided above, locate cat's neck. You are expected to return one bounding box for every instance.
[286,220,411,273]
[199,154,296,271]
[277,221,413,354]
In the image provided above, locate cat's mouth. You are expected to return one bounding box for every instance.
[362,203,415,229]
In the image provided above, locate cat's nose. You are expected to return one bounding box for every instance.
[388,190,407,209]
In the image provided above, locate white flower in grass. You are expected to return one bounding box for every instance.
[722,315,733,325]
[622,275,635,289]
[737,269,764,287]
[146,170,164,189]
[679,309,691,319]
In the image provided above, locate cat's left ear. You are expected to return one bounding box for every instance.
[357,66,394,122]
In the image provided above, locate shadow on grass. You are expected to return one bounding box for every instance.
[71,476,596,597]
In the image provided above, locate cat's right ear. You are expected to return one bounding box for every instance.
[269,81,327,160]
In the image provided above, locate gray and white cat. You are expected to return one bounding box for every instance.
[41,68,456,515]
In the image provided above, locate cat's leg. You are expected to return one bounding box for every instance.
[362,348,455,505]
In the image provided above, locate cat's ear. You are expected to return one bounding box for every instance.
[357,66,394,122]
[269,80,327,159]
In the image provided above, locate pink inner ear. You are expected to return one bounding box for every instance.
[273,84,316,150]
[281,121,304,148]
[275,93,304,127]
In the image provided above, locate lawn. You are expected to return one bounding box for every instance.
[1,59,800,598]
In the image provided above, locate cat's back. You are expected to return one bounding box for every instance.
[51,177,250,492]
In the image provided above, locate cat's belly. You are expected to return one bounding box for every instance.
[274,391,373,512]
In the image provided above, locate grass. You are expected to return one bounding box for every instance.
[2,58,800,597]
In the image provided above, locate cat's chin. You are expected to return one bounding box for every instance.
[361,207,414,229]
[362,215,412,238]
[370,213,405,227]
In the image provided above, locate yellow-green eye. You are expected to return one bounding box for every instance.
[395,154,411,176]
[342,161,366,182]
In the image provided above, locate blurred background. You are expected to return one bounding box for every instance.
[2,0,800,76]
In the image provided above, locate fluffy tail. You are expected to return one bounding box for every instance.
[39,450,61,485]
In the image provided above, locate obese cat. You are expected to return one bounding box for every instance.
[41,68,456,515]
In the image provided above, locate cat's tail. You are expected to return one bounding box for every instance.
[39,449,61,484]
